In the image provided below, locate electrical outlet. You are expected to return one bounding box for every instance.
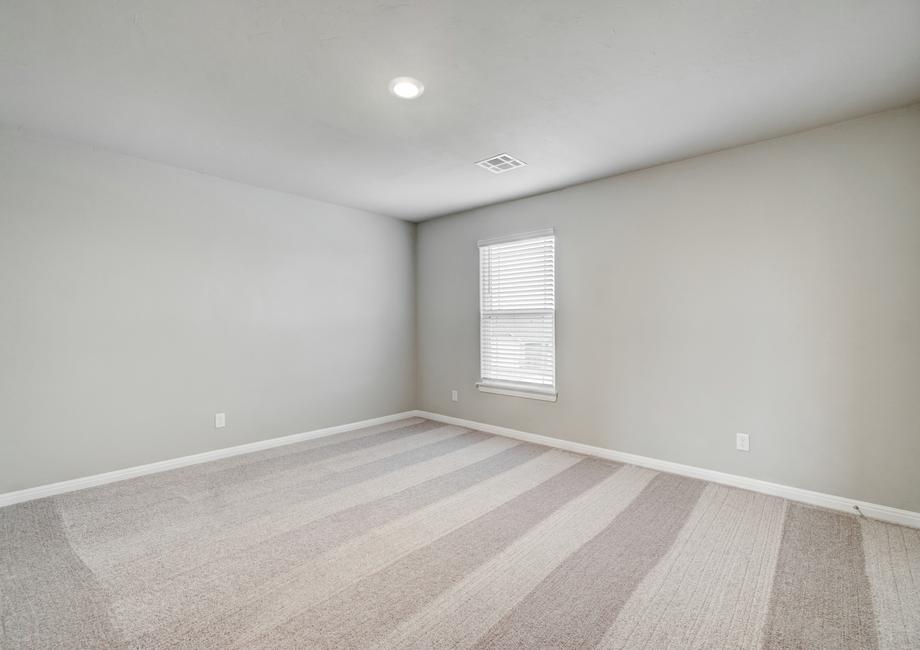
[451,390,459,402]
[215,413,226,428]
[736,432,749,452]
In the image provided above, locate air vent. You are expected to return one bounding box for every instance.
[475,153,527,174]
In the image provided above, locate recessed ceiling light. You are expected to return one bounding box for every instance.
[389,76,424,99]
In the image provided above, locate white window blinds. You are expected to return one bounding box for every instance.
[478,230,556,399]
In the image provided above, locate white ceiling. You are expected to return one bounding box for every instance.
[2,1,919,221]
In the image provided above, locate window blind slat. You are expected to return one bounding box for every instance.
[479,233,556,393]
[482,262,553,272]
[483,254,554,264]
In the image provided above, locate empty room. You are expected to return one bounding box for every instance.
[2,1,919,648]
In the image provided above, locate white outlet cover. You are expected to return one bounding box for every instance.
[451,390,459,402]
[215,413,226,428]
[736,432,750,452]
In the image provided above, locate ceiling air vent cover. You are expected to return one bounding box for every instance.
[475,153,527,174]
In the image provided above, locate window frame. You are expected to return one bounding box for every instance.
[476,228,557,402]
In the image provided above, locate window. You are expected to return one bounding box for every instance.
[478,229,556,401]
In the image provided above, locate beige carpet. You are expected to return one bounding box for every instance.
[1,418,918,649]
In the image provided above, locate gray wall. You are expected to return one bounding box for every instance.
[417,105,920,512]
[4,105,919,512]
[0,129,416,493]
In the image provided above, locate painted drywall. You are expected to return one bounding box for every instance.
[417,105,920,512]
[4,2,919,220]
[0,129,416,493]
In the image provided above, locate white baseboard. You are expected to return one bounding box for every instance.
[414,410,920,529]
[0,411,418,508]
[5,408,917,530]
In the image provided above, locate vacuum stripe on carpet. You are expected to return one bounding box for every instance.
[596,484,787,649]
[373,464,657,649]
[474,472,706,649]
[250,457,621,648]
[124,449,583,646]
[104,439,544,637]
[763,503,879,649]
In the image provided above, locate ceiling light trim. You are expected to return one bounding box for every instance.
[389,76,424,99]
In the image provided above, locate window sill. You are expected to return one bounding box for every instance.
[476,382,558,402]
